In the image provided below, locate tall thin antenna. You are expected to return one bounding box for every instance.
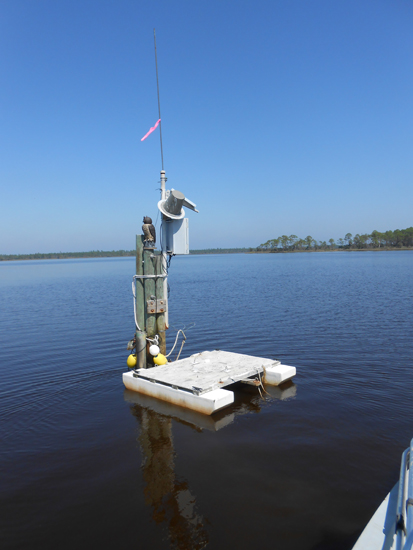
[153,28,164,170]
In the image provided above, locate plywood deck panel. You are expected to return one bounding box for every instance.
[135,350,279,395]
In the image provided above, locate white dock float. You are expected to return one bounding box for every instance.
[123,350,296,415]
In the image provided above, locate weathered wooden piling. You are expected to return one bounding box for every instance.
[143,248,156,340]
[135,235,146,369]
[135,235,168,368]
[155,254,166,355]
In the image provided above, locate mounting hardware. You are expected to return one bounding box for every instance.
[147,298,168,314]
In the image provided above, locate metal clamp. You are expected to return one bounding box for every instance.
[133,274,167,279]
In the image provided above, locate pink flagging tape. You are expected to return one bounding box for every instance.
[141,119,161,141]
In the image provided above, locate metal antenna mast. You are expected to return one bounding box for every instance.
[153,29,164,172]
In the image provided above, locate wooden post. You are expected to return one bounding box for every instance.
[143,248,156,340]
[135,235,146,369]
[155,254,166,355]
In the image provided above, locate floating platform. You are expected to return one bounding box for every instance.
[123,350,296,415]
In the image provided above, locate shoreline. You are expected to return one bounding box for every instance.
[248,247,413,254]
[1,247,413,262]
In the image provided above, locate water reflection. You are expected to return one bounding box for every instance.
[226,379,297,417]
[264,380,297,401]
[126,380,296,549]
[125,389,234,431]
[129,402,209,549]
[125,378,297,431]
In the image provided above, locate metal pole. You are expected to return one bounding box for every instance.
[153,28,164,171]
[161,240,169,329]
[160,170,166,200]
[154,29,169,330]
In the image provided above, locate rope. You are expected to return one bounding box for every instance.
[166,329,186,358]
[257,369,271,398]
[175,338,185,362]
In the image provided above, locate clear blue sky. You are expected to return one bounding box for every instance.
[1,0,412,254]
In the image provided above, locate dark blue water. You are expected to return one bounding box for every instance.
[1,252,413,549]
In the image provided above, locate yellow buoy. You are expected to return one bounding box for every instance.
[127,354,137,368]
[153,353,168,365]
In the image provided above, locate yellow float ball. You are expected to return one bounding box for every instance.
[127,354,137,368]
[153,353,168,366]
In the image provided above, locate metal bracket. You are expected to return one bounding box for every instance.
[134,274,167,279]
[147,298,167,314]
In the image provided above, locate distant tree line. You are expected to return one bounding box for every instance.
[3,228,412,261]
[257,227,413,252]
[0,248,252,261]
[0,250,135,261]
[190,248,250,254]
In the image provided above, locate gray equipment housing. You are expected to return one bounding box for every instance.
[162,218,189,255]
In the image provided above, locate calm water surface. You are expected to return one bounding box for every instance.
[1,252,413,549]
